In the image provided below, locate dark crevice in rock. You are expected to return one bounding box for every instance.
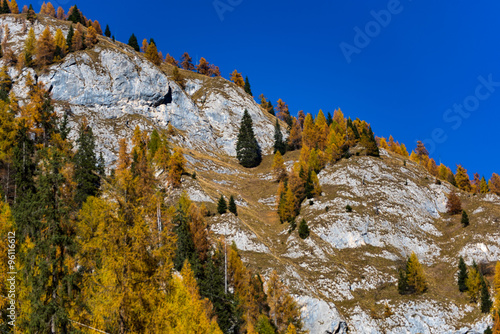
[152,86,172,107]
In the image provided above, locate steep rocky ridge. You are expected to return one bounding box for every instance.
[2,13,500,334]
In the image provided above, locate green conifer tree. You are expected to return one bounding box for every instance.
[244,76,252,96]
[27,4,36,23]
[236,109,261,168]
[461,210,469,227]
[480,276,492,313]
[326,112,333,126]
[67,5,83,24]
[267,101,275,116]
[104,24,111,38]
[298,219,310,239]
[274,119,286,155]
[128,33,140,51]
[217,195,227,214]
[66,25,74,52]
[228,195,237,216]
[458,256,468,292]
[173,203,197,271]
[74,123,101,206]
[1,0,10,14]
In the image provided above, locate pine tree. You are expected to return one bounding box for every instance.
[236,109,261,168]
[274,119,286,155]
[104,24,111,38]
[74,122,100,206]
[244,76,252,95]
[217,194,227,214]
[461,210,469,227]
[298,219,309,239]
[458,256,468,292]
[446,192,462,215]
[480,276,492,313]
[228,195,237,216]
[128,33,140,51]
[36,26,55,67]
[326,111,333,126]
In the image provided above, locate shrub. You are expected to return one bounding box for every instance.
[346,205,352,213]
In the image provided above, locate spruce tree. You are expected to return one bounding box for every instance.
[128,33,140,51]
[236,109,261,168]
[217,195,227,214]
[66,25,74,52]
[67,5,83,24]
[27,4,36,23]
[104,24,111,38]
[298,219,310,239]
[267,101,275,116]
[24,148,76,333]
[74,123,101,206]
[362,126,379,157]
[461,210,469,227]
[244,76,252,96]
[326,112,333,126]
[228,195,237,216]
[273,120,286,155]
[1,0,10,14]
[458,256,468,292]
[480,276,492,313]
[173,205,197,271]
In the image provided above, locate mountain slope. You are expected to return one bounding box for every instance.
[2,13,500,334]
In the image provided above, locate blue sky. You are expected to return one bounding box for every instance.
[40,0,499,179]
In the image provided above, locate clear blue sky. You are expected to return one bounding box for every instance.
[41,0,500,179]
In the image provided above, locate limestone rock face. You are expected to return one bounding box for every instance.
[1,15,281,164]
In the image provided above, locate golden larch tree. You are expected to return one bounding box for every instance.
[490,173,500,196]
[466,266,482,303]
[271,151,287,182]
[10,0,19,13]
[36,26,55,67]
[315,110,329,150]
[302,113,316,149]
[56,6,64,19]
[230,69,245,88]
[92,20,103,35]
[197,57,211,75]
[455,164,471,192]
[287,117,302,151]
[85,26,98,47]
[145,42,161,65]
[168,147,186,188]
[406,252,427,294]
